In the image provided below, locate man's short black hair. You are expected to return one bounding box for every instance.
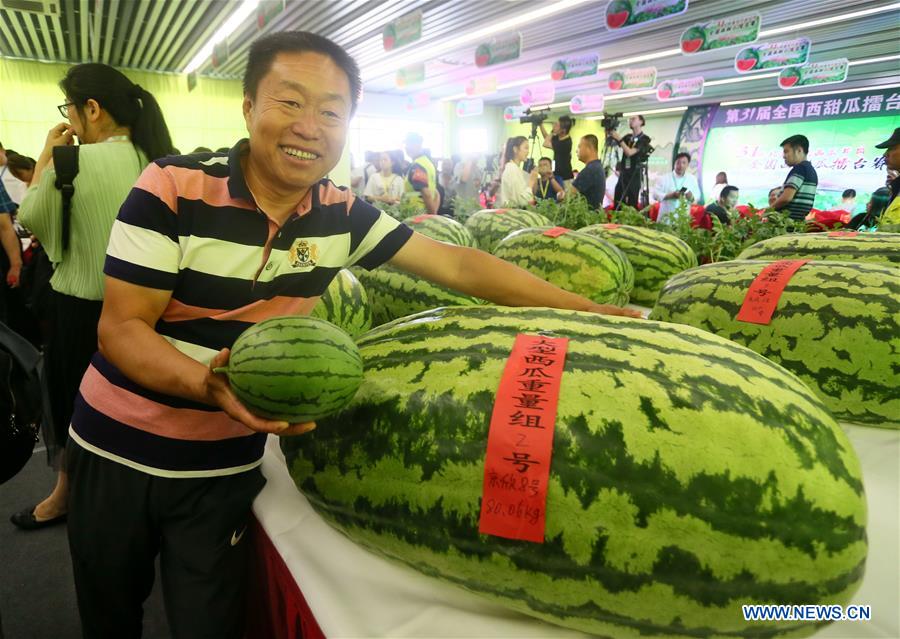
[780,134,809,155]
[674,151,691,164]
[720,185,739,200]
[842,188,856,198]
[582,134,599,151]
[243,31,362,115]
[539,156,553,164]
[558,115,573,133]
[632,114,645,126]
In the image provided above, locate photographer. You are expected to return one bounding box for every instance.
[610,115,651,208]
[534,157,564,201]
[539,115,574,185]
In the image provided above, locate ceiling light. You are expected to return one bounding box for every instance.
[720,82,900,106]
[360,0,593,82]
[183,0,260,74]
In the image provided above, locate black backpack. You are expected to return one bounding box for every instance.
[0,322,50,485]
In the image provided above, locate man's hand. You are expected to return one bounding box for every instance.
[6,263,20,288]
[585,303,643,318]
[684,190,695,202]
[610,130,622,142]
[205,349,317,437]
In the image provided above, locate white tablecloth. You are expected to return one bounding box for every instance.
[253,424,899,638]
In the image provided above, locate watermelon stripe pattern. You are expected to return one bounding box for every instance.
[351,265,483,327]
[464,209,552,252]
[737,232,900,266]
[310,269,372,338]
[649,260,900,429]
[580,224,697,306]
[402,214,477,247]
[226,316,363,422]
[282,306,866,637]
[493,227,634,306]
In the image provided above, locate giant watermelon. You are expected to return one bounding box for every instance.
[310,269,372,337]
[493,227,634,306]
[464,209,552,252]
[737,232,900,266]
[650,260,900,428]
[580,224,698,306]
[282,305,866,638]
[402,214,477,247]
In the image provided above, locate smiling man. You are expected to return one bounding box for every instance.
[64,31,639,637]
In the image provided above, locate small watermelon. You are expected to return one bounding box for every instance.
[310,269,372,337]
[464,209,552,252]
[217,316,363,422]
[737,232,900,266]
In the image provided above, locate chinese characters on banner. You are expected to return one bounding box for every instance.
[478,334,569,543]
[736,260,808,325]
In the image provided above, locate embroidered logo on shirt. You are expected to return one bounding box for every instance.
[288,239,319,268]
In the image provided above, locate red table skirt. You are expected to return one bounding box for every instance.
[246,517,325,639]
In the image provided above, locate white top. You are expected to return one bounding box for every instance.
[654,170,701,224]
[1,165,27,205]
[499,160,533,207]
[709,182,726,203]
[363,172,404,200]
[604,172,618,208]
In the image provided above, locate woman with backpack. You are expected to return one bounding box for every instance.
[12,63,173,530]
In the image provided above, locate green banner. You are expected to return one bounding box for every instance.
[607,66,657,91]
[383,10,422,52]
[657,76,704,101]
[550,54,598,81]
[604,0,688,30]
[396,62,425,88]
[680,13,760,54]
[779,58,849,89]
[475,33,522,68]
[735,38,811,73]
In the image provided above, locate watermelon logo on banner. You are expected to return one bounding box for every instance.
[778,59,849,90]
[604,0,688,30]
[680,13,760,55]
[735,38,811,73]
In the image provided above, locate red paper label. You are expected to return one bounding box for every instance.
[827,231,858,237]
[736,260,808,325]
[411,214,435,224]
[543,226,570,237]
[495,208,510,214]
[603,224,621,229]
[478,334,568,543]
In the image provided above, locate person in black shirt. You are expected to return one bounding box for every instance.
[570,135,605,209]
[533,157,564,201]
[539,115,574,185]
[610,115,651,208]
[705,185,739,226]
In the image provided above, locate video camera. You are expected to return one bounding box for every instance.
[519,107,551,126]
[600,112,623,132]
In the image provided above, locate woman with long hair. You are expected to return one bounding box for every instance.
[499,135,538,207]
[848,187,892,230]
[12,63,173,530]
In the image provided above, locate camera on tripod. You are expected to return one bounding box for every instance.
[519,107,551,126]
[600,112,623,132]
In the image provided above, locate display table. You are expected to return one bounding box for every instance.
[249,425,898,638]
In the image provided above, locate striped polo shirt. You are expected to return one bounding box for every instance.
[69,140,412,478]
[783,160,818,220]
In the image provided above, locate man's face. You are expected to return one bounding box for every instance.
[674,156,688,175]
[552,122,561,135]
[629,116,642,129]
[379,153,392,173]
[884,143,900,171]
[782,144,804,167]
[768,189,781,207]
[722,189,739,209]
[576,139,589,163]
[538,159,553,177]
[0,149,5,165]
[242,51,351,192]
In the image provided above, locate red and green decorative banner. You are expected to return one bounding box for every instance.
[256,0,284,30]
[503,105,527,121]
[466,76,497,97]
[569,94,605,114]
[680,13,760,55]
[395,62,425,88]
[383,9,422,51]
[456,98,484,118]
[735,38,811,73]
[607,66,657,91]
[475,33,522,68]
[779,58,849,90]
[520,84,555,107]
[657,76,704,101]
[211,40,229,68]
[550,54,598,81]
[405,91,430,111]
[604,0,688,30]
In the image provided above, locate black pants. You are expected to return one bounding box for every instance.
[66,441,266,639]
[615,169,642,208]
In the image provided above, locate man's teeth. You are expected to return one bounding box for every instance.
[282,147,318,160]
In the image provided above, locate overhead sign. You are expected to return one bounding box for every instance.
[735,38,811,73]
[466,76,498,97]
[657,76,704,101]
[456,98,484,118]
[405,91,430,111]
[383,9,422,51]
[779,58,849,90]
[475,33,522,68]
[550,54,598,81]
[520,84,555,107]
[211,40,229,68]
[396,62,425,88]
[680,13,760,55]
[604,0,688,30]
[607,66,657,91]
[256,0,284,29]
[569,94,605,114]
[503,105,528,121]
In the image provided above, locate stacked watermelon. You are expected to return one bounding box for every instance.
[310,269,372,337]
[282,305,866,637]
[464,209,552,252]
[402,214,477,247]
[493,227,634,305]
[738,232,900,266]
[218,316,363,422]
[580,224,697,306]
[650,260,900,428]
